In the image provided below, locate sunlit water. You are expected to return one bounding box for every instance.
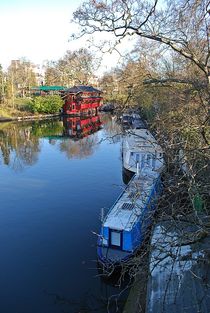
[0,114,128,313]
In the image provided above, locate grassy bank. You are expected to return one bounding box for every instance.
[0,95,63,121]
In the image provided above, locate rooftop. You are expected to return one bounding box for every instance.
[103,169,160,232]
[65,85,102,94]
[124,129,163,153]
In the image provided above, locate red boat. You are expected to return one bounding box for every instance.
[62,85,103,115]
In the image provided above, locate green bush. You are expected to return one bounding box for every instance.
[31,120,64,137]
[30,95,64,114]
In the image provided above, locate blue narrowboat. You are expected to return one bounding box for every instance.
[97,167,163,267]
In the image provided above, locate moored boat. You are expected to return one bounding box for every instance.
[97,167,162,269]
[120,112,146,129]
[146,218,210,313]
[62,85,103,115]
[122,129,164,174]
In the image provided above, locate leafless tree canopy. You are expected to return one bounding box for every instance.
[73,0,210,86]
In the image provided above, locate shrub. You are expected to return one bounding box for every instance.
[30,95,64,114]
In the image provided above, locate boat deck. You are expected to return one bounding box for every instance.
[124,129,163,154]
[103,169,159,232]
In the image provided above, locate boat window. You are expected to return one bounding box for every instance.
[136,154,140,162]
[110,230,121,247]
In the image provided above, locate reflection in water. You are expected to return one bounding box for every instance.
[59,115,102,159]
[0,114,123,170]
[59,135,99,159]
[63,115,102,139]
[0,114,127,313]
[44,266,128,313]
[101,114,122,144]
[0,122,40,171]
[46,286,126,313]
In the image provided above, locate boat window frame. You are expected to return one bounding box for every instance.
[109,229,123,249]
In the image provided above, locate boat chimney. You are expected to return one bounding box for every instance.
[136,162,140,176]
[100,207,105,222]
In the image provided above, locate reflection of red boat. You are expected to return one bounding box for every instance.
[62,85,103,115]
[63,115,102,139]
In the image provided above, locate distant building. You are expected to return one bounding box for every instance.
[62,85,103,115]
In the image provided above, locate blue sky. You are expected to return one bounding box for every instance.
[0,0,136,75]
[0,0,84,69]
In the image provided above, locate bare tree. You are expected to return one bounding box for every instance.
[44,48,97,86]
[72,2,210,310]
[72,0,210,89]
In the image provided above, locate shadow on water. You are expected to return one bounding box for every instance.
[44,271,129,313]
[122,167,135,185]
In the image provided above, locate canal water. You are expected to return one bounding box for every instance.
[0,114,128,313]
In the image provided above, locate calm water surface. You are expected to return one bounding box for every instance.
[0,115,127,313]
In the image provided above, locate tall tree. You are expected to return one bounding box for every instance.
[0,64,5,104]
[44,61,61,86]
[7,59,37,101]
[44,48,96,86]
[72,0,210,88]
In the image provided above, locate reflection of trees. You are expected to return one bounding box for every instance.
[101,114,122,143]
[0,120,65,171]
[46,280,126,313]
[0,116,122,168]
[0,123,40,171]
[31,120,63,137]
[59,114,122,159]
[59,134,99,159]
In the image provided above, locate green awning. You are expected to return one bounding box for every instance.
[31,86,66,91]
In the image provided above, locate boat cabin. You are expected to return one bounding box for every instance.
[62,85,103,115]
[97,168,162,266]
[122,129,164,174]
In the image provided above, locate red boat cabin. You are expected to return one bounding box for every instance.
[62,85,103,115]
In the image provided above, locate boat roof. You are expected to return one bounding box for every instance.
[124,129,163,153]
[103,168,160,232]
[65,85,102,94]
[146,218,210,313]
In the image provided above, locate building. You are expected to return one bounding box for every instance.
[62,85,103,115]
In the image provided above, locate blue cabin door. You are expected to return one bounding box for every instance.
[109,230,122,249]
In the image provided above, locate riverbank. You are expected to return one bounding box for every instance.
[0,113,61,123]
